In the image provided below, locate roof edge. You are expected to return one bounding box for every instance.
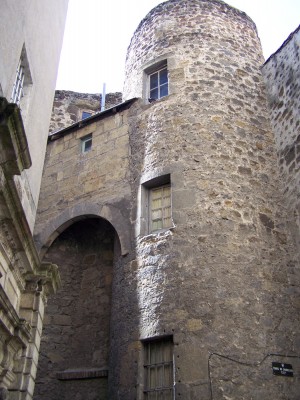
[263,24,300,66]
[48,98,139,142]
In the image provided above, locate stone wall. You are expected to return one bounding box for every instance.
[34,219,114,400]
[123,0,262,101]
[0,99,60,400]
[262,25,300,261]
[34,101,134,252]
[34,100,136,400]
[120,1,299,398]
[34,1,300,399]
[0,3,68,397]
[49,90,122,133]
[0,0,69,228]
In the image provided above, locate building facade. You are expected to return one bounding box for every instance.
[0,1,68,399]
[262,25,300,273]
[33,1,299,399]
[49,90,122,134]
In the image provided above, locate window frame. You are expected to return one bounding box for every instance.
[144,59,169,103]
[141,174,172,235]
[11,58,25,105]
[149,184,172,233]
[81,133,93,153]
[143,336,174,400]
[10,45,32,113]
[148,66,169,101]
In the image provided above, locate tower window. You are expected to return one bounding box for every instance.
[81,134,92,153]
[143,337,174,399]
[141,174,173,235]
[150,184,171,232]
[149,66,169,101]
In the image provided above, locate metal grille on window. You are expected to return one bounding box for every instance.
[11,59,25,105]
[144,338,174,400]
[149,67,168,100]
[150,185,171,232]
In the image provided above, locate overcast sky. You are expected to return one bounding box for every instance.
[56,0,300,94]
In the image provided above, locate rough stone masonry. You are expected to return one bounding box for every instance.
[34,1,300,399]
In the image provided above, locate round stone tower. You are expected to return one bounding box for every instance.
[108,0,300,399]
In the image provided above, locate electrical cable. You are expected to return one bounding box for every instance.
[208,352,300,400]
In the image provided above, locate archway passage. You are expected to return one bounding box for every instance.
[34,218,116,400]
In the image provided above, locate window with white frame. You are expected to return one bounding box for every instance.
[143,337,174,400]
[149,66,168,101]
[11,45,32,108]
[81,133,92,153]
[143,59,169,103]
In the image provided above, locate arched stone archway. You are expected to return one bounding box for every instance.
[34,217,118,400]
[34,202,131,259]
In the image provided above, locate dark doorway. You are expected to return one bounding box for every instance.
[34,218,115,400]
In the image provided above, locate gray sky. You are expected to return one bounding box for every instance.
[56,0,300,94]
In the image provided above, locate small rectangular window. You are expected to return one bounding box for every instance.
[82,111,92,120]
[81,134,92,153]
[141,174,172,236]
[148,66,169,101]
[150,185,171,232]
[143,337,174,400]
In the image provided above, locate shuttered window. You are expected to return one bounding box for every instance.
[150,185,171,232]
[144,338,174,400]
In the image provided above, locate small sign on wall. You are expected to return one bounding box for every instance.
[272,362,293,377]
